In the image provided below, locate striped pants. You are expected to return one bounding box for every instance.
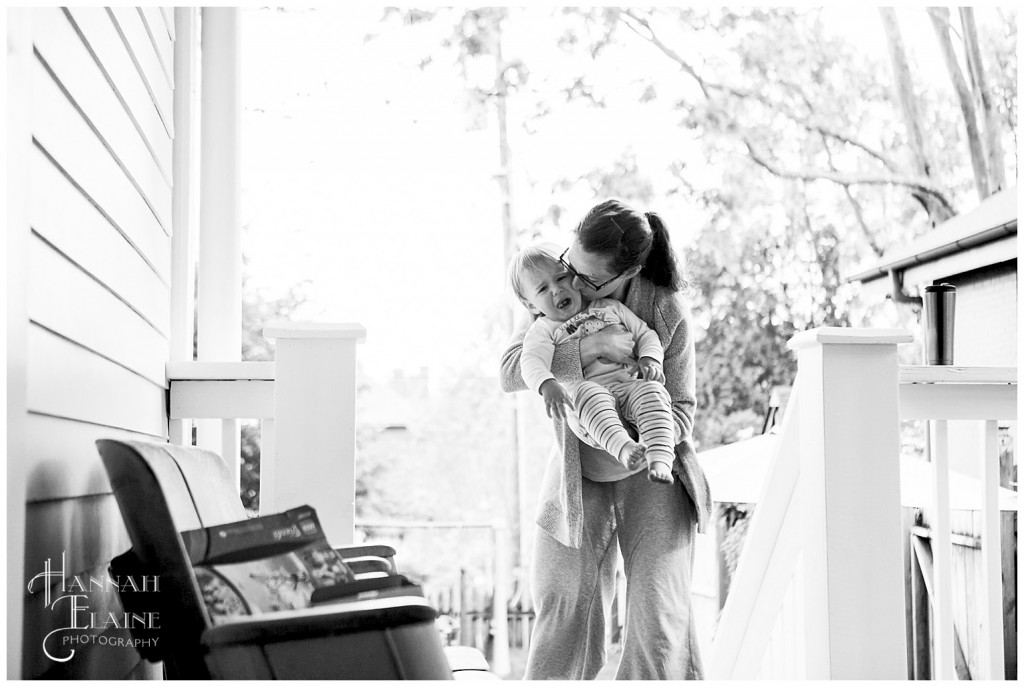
[566,379,677,468]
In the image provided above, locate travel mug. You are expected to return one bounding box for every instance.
[923,283,956,365]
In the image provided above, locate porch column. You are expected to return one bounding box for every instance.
[169,8,201,446]
[263,323,366,545]
[787,328,912,679]
[197,8,241,472]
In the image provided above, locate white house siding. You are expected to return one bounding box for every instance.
[17,7,174,679]
[945,261,1017,367]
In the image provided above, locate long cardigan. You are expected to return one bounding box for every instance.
[500,275,712,548]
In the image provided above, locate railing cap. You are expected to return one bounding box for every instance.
[263,322,367,342]
[787,327,913,351]
[166,361,275,381]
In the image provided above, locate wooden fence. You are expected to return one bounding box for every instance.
[427,566,627,660]
[428,569,536,653]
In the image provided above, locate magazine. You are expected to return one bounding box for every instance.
[180,505,356,624]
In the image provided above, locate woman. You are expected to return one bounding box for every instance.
[500,199,710,680]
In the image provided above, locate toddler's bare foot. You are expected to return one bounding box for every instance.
[648,461,673,484]
[618,441,647,470]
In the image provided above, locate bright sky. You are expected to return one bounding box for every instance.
[238,6,967,376]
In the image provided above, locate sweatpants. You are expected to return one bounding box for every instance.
[565,379,677,470]
[524,470,704,680]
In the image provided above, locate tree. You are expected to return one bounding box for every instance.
[927,7,1008,199]
[879,7,954,223]
[551,7,1012,233]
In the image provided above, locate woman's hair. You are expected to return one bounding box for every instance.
[574,199,684,292]
[507,242,563,306]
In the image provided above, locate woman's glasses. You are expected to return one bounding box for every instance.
[558,248,625,291]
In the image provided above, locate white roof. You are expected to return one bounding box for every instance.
[848,186,1017,285]
[699,433,1017,510]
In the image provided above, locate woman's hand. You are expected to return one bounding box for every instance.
[539,379,573,420]
[580,325,635,367]
[639,356,665,384]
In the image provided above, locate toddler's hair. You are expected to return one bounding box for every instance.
[507,242,564,306]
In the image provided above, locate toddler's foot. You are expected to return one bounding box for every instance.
[618,441,647,470]
[648,461,673,484]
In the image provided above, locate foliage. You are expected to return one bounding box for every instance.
[353,366,521,588]
[239,265,309,512]
[718,503,754,591]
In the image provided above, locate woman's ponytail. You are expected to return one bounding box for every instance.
[575,200,686,293]
[642,211,684,292]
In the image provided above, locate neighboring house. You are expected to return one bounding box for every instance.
[848,186,1017,369]
[849,187,1017,485]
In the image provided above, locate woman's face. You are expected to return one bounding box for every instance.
[564,243,629,300]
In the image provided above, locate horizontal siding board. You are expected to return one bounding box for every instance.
[33,7,172,212]
[24,415,160,502]
[29,147,169,333]
[160,6,175,41]
[138,6,174,89]
[29,236,168,386]
[31,51,170,238]
[32,60,171,278]
[27,231,167,370]
[23,497,131,600]
[63,6,171,174]
[107,7,173,137]
[26,325,168,438]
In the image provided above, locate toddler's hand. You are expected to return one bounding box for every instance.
[539,380,573,421]
[639,356,665,384]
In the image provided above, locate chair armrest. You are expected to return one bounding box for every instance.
[346,556,394,576]
[201,596,437,648]
[334,544,396,560]
[335,544,397,573]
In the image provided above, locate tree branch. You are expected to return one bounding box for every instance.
[820,134,885,257]
[928,7,990,198]
[619,9,711,97]
[619,9,956,216]
[743,137,956,215]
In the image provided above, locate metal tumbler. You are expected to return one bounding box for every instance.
[923,283,956,365]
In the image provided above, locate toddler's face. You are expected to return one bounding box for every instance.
[521,262,584,322]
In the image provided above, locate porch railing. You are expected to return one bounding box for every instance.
[708,327,1016,680]
[166,322,366,545]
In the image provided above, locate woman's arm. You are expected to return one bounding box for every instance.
[656,295,697,441]
[499,313,585,393]
[500,310,638,393]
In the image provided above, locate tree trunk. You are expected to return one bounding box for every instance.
[878,8,953,223]
[928,7,990,200]
[492,13,524,572]
[960,7,1007,193]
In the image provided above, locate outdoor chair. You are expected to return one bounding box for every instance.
[97,439,489,679]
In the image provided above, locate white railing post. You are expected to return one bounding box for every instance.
[787,328,912,679]
[928,419,956,679]
[263,323,366,545]
[977,419,1005,679]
